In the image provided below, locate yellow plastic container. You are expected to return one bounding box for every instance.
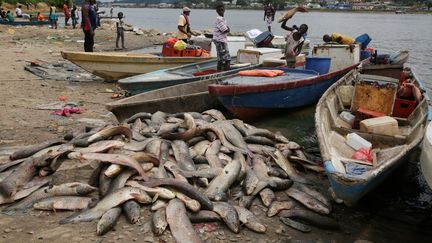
[359,116,399,136]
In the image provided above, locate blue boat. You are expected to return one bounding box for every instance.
[208,63,359,120]
[315,68,431,206]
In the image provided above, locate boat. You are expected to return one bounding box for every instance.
[61,51,214,81]
[118,58,259,95]
[208,63,360,120]
[106,79,219,122]
[420,122,432,189]
[315,68,431,206]
[0,19,50,26]
[360,63,404,80]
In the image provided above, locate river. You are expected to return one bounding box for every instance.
[100,8,432,241]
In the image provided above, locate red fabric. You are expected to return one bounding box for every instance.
[52,107,83,117]
[193,69,218,76]
[352,148,373,163]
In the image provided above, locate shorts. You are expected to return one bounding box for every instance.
[265,16,273,28]
[213,41,231,63]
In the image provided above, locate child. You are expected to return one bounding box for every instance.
[212,3,230,71]
[116,12,126,49]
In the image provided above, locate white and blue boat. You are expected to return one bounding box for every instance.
[315,68,431,205]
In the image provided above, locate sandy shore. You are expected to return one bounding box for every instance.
[0,20,431,243]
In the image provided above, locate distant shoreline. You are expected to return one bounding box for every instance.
[105,6,432,15]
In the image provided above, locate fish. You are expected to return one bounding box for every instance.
[139,178,213,210]
[259,188,276,207]
[0,158,37,200]
[99,166,112,197]
[0,158,26,173]
[9,139,63,160]
[239,195,256,209]
[171,140,196,171]
[131,116,144,133]
[131,152,160,166]
[13,175,53,201]
[278,209,339,229]
[269,150,309,184]
[173,189,201,212]
[205,160,241,201]
[59,187,152,224]
[126,180,175,200]
[122,200,141,224]
[123,112,152,124]
[87,126,132,143]
[267,200,295,217]
[251,156,293,195]
[67,152,148,181]
[286,188,330,215]
[233,152,247,182]
[202,109,226,121]
[3,182,96,213]
[33,196,95,211]
[166,199,202,243]
[151,199,167,211]
[104,164,123,178]
[88,163,103,188]
[74,140,125,154]
[197,123,248,155]
[187,210,221,223]
[244,167,259,195]
[279,217,311,233]
[151,111,167,126]
[212,202,240,233]
[96,207,122,236]
[123,138,158,152]
[106,169,136,195]
[276,141,301,151]
[267,166,289,179]
[187,136,206,146]
[244,136,276,146]
[205,140,224,168]
[214,120,250,153]
[161,113,197,141]
[157,122,181,137]
[158,140,171,165]
[191,140,211,157]
[248,144,276,155]
[295,184,332,210]
[152,207,168,236]
[234,206,266,233]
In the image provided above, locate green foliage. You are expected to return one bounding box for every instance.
[1,0,66,7]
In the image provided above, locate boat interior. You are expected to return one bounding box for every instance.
[167,59,253,77]
[317,69,429,174]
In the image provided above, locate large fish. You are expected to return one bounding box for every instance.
[166,199,202,243]
[68,152,148,181]
[205,140,224,168]
[87,126,132,143]
[171,140,196,171]
[286,188,330,215]
[33,196,95,211]
[205,160,241,201]
[123,112,152,124]
[279,217,311,233]
[96,207,122,236]
[139,178,213,210]
[74,140,125,154]
[152,207,168,236]
[267,200,295,217]
[214,120,250,153]
[161,113,197,141]
[269,150,309,184]
[9,139,63,160]
[212,202,240,233]
[0,158,37,200]
[59,187,152,224]
[187,210,221,223]
[234,205,266,233]
[279,209,339,229]
[3,182,96,213]
[122,200,141,224]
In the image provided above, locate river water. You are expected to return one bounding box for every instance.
[102,8,432,240]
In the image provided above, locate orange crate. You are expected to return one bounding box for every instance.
[171,49,183,57]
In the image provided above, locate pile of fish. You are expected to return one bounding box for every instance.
[0,109,337,240]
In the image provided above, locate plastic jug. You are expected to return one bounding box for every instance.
[339,111,355,126]
[346,133,372,151]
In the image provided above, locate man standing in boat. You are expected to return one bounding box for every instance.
[81,0,97,52]
[263,0,276,32]
[177,7,196,43]
[213,3,231,71]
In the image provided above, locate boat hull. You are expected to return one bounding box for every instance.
[420,122,432,189]
[106,79,219,122]
[209,63,358,120]
[61,51,213,80]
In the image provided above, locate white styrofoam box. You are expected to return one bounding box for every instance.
[312,44,360,72]
[237,48,283,65]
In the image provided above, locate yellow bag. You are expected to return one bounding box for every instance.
[173,40,187,51]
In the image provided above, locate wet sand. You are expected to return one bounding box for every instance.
[0,22,431,243]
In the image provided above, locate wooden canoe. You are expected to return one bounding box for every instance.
[118,58,258,95]
[106,79,219,122]
[421,122,432,189]
[61,51,214,81]
[315,68,431,206]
